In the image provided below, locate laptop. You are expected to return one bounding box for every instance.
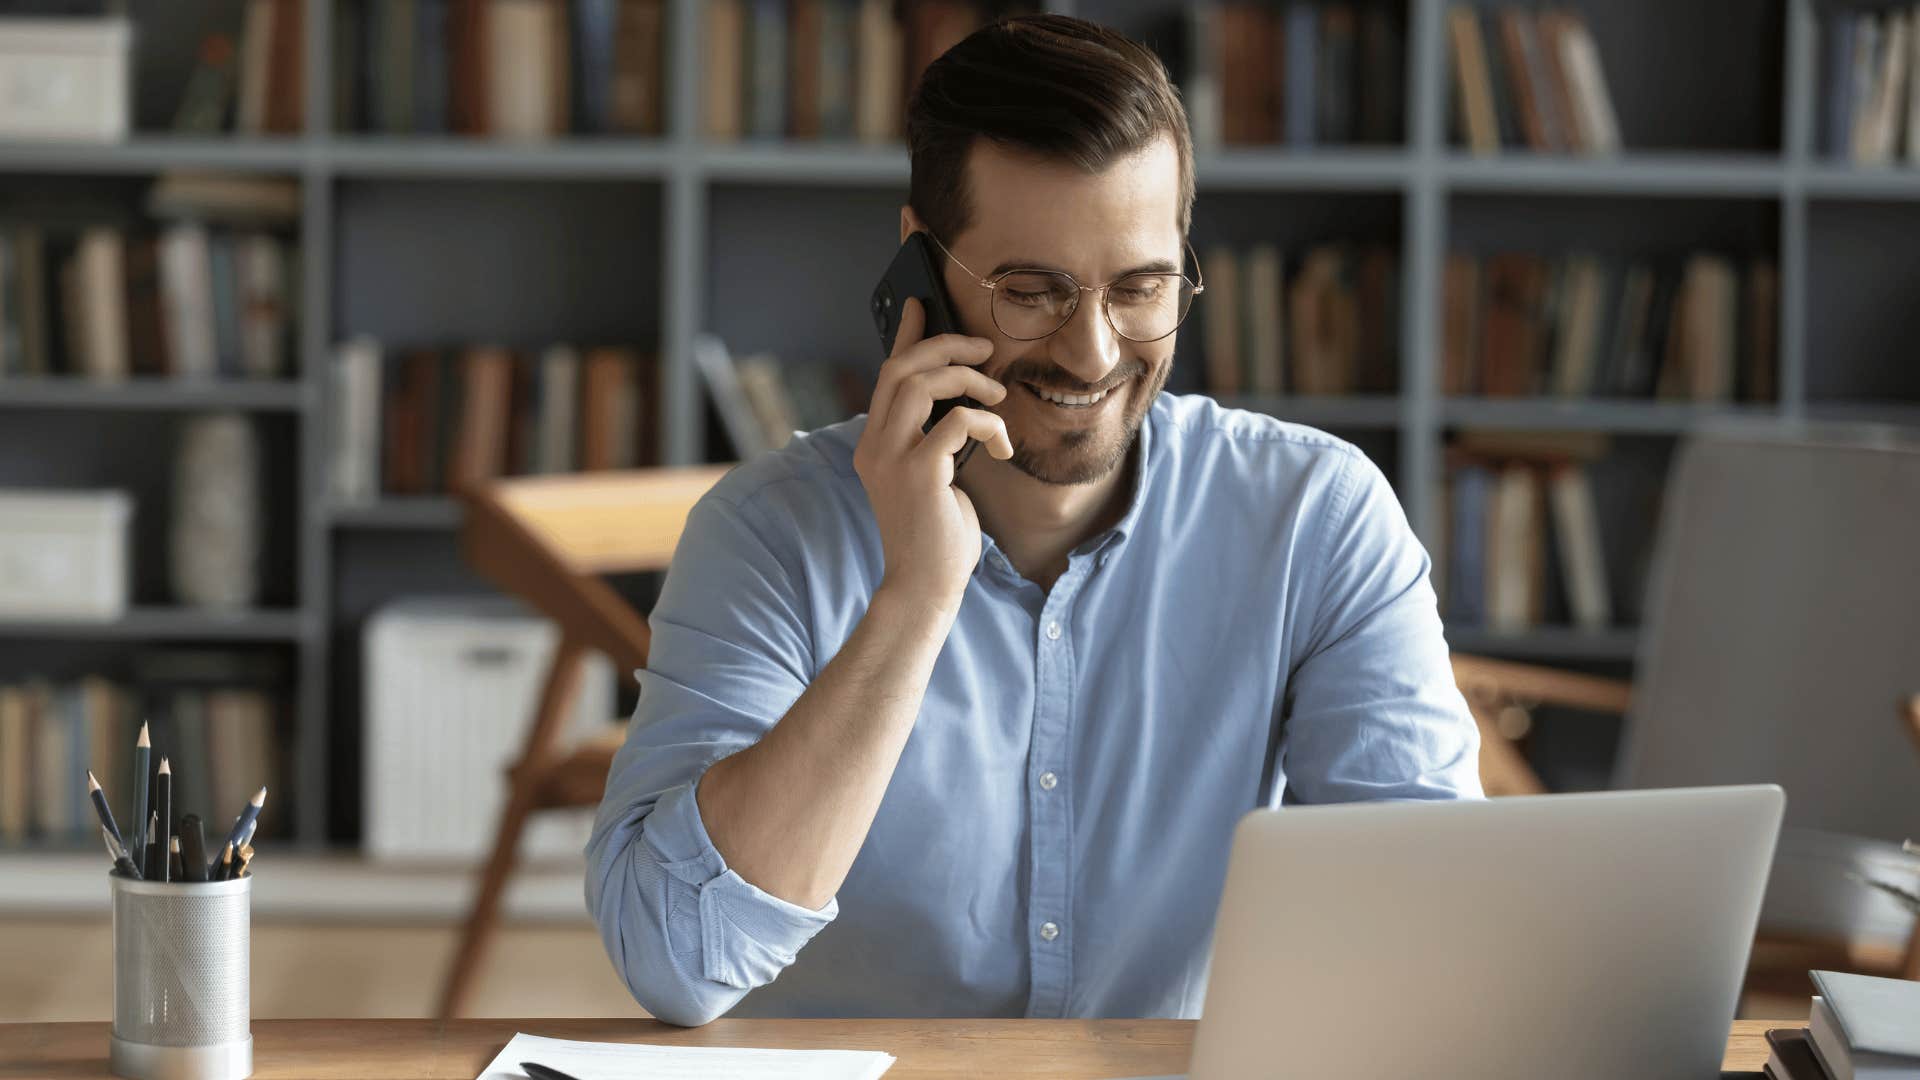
[1118,785,1784,1080]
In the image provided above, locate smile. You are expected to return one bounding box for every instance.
[1025,382,1116,408]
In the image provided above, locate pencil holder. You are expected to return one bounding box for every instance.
[109,872,252,1080]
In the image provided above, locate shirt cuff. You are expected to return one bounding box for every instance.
[641,776,839,991]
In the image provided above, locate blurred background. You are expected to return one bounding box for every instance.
[2,0,1918,1026]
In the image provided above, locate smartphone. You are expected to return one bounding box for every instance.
[870,231,983,469]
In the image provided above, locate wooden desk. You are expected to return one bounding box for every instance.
[0,1018,1795,1078]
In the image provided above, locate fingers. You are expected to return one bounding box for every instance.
[916,405,1014,465]
[889,295,926,360]
[881,365,1009,446]
[870,305,995,425]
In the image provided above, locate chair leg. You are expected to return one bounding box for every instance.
[437,639,589,1019]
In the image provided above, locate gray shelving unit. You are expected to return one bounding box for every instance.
[1,0,1914,848]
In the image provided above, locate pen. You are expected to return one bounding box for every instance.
[168,836,183,882]
[217,787,266,870]
[102,826,140,879]
[520,1063,585,1080]
[181,814,209,883]
[155,758,173,883]
[143,812,162,880]
[215,841,233,881]
[86,771,127,855]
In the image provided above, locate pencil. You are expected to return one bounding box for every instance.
[168,836,183,882]
[129,722,149,875]
[180,814,208,883]
[155,759,172,883]
[143,812,162,880]
[102,826,140,879]
[85,771,127,856]
[217,787,266,870]
[235,842,254,879]
[215,842,233,882]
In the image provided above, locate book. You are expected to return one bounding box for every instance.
[747,0,789,139]
[571,0,617,133]
[1289,246,1359,395]
[1442,253,1481,395]
[450,346,514,491]
[704,0,746,138]
[1283,3,1317,147]
[1317,5,1356,145]
[450,0,491,134]
[1766,1027,1832,1080]
[148,173,302,224]
[1243,244,1285,397]
[1547,465,1610,631]
[817,0,856,138]
[1809,971,1920,1080]
[264,0,305,134]
[236,233,288,378]
[489,0,561,138]
[416,0,452,134]
[609,0,664,134]
[173,30,240,133]
[159,223,219,378]
[330,337,383,502]
[1202,245,1241,396]
[73,228,129,382]
[1486,463,1543,631]
[854,0,901,143]
[536,344,581,473]
[1447,463,1493,625]
[693,331,771,460]
[236,0,275,134]
[1555,12,1620,153]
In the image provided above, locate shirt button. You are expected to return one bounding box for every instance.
[1039,771,1058,791]
[1045,621,1062,640]
[1039,921,1060,942]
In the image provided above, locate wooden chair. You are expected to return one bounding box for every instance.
[436,465,732,1020]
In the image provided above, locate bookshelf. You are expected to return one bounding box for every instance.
[0,0,1914,857]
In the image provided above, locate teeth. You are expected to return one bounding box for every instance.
[1033,385,1109,406]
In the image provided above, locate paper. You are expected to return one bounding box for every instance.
[476,1032,896,1080]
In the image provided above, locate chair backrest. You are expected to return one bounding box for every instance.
[1614,427,1920,941]
[459,465,733,679]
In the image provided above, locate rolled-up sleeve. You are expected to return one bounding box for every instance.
[584,492,838,1027]
[1280,447,1484,804]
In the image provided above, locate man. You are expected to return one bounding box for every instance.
[586,14,1480,1027]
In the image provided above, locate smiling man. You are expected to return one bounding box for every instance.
[586,14,1481,1027]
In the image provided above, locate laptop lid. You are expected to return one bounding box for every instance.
[1184,785,1783,1080]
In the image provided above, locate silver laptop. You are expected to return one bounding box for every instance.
[1122,785,1783,1080]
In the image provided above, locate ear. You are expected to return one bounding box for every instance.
[899,205,924,244]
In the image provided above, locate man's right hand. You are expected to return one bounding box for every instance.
[852,296,1014,614]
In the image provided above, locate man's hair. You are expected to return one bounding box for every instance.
[905,14,1195,246]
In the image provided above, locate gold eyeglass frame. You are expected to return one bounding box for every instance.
[923,231,1205,344]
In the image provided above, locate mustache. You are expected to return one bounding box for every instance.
[997,360,1148,396]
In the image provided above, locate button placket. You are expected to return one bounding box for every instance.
[1025,578,1079,1017]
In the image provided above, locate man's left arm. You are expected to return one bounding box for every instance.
[1280,447,1484,803]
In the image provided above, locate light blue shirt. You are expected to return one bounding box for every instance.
[586,392,1482,1027]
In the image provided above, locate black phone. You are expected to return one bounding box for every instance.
[870,231,983,469]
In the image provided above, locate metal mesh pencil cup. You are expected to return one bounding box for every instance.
[110,872,253,1080]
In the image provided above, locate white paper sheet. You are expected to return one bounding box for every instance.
[476,1031,896,1080]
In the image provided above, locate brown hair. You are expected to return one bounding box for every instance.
[905,13,1195,246]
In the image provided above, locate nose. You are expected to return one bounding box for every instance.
[1045,288,1124,388]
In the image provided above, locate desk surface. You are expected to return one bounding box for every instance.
[0,1018,1795,1078]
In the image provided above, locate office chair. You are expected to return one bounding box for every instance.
[1452,429,1920,991]
[436,464,731,1019]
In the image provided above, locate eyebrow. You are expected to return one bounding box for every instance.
[985,256,1182,279]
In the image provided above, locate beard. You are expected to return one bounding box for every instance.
[999,352,1172,486]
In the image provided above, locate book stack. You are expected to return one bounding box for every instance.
[1762,970,1920,1079]
[0,174,300,383]
[171,0,307,134]
[1199,242,1399,398]
[1822,7,1920,165]
[1173,2,1406,150]
[0,651,285,849]
[1438,430,1642,634]
[329,340,662,503]
[1442,250,1778,403]
[1446,6,1621,155]
[701,0,1002,141]
[330,0,667,137]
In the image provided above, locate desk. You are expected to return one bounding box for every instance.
[0,1018,1795,1078]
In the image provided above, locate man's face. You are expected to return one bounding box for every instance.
[935,136,1185,486]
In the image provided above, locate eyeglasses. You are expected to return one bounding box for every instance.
[924,232,1205,344]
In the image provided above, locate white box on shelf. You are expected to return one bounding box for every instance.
[0,17,131,142]
[0,489,132,620]
[365,596,616,862]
